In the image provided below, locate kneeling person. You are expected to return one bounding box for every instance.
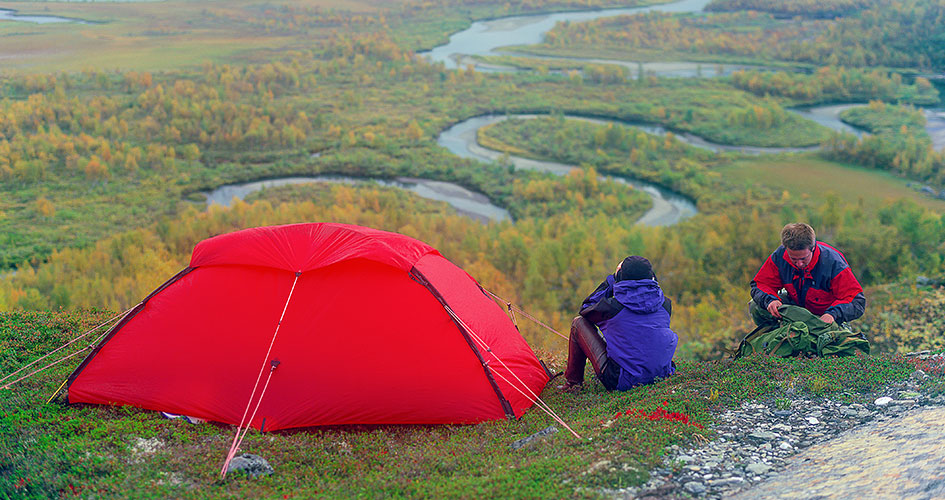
[750,222,865,327]
[562,256,678,392]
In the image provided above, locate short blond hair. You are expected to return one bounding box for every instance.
[781,223,815,250]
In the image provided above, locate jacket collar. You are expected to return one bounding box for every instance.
[781,242,821,273]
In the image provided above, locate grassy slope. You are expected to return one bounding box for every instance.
[506,44,800,67]
[0,0,385,73]
[476,116,945,211]
[716,154,945,212]
[0,0,675,73]
[1,310,936,499]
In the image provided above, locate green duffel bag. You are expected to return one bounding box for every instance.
[736,304,870,358]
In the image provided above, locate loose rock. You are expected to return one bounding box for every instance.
[684,481,707,495]
[227,454,274,478]
[746,462,771,475]
[748,431,777,441]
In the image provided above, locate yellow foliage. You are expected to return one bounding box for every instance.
[34,197,55,218]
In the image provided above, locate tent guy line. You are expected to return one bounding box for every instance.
[442,301,582,439]
[221,271,302,478]
[0,308,129,390]
[485,287,570,341]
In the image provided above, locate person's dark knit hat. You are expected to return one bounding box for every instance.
[615,256,655,281]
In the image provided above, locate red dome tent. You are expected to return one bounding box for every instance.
[65,223,551,431]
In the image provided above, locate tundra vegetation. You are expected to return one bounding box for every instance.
[2,309,941,498]
[2,0,945,497]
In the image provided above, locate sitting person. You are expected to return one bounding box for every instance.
[561,256,678,392]
[750,222,865,327]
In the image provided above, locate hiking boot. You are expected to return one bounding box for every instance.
[557,382,583,394]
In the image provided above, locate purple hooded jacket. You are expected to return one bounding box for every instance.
[580,275,678,390]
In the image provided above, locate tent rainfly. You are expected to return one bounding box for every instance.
[65,223,551,431]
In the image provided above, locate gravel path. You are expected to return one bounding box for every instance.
[727,405,945,499]
[605,358,945,499]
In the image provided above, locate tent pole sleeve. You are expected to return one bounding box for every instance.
[409,268,516,420]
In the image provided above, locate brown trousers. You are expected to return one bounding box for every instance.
[565,316,617,389]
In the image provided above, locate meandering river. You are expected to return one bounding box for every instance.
[204,102,871,227]
[421,0,943,149]
[926,108,945,151]
[203,175,511,223]
[0,8,89,24]
[437,114,697,225]
[207,0,943,225]
[420,0,714,70]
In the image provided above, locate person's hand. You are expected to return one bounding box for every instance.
[766,300,783,318]
[820,313,835,324]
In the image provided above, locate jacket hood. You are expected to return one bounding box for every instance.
[613,279,664,313]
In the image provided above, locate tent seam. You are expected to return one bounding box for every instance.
[408,267,516,420]
[64,267,195,403]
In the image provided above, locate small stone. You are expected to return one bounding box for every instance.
[510,426,558,450]
[748,431,778,441]
[806,417,819,424]
[779,442,793,450]
[678,454,695,463]
[132,437,164,455]
[685,465,702,472]
[773,410,793,417]
[840,408,857,417]
[710,477,745,487]
[683,481,706,495]
[704,461,719,469]
[226,454,274,478]
[808,410,823,418]
[746,462,771,475]
[874,396,893,406]
[771,424,792,432]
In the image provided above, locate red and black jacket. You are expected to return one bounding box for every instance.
[750,242,866,323]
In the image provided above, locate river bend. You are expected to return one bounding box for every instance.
[207,0,945,225]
